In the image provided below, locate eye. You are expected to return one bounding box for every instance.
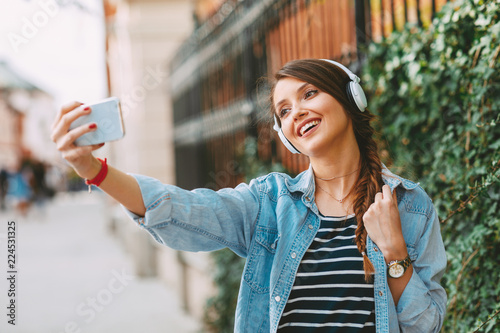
[304,89,318,99]
[279,107,291,118]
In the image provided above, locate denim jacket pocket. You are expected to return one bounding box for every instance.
[244,226,280,293]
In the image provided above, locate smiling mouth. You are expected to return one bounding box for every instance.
[299,120,320,136]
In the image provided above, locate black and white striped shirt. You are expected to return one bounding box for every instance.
[278,215,375,332]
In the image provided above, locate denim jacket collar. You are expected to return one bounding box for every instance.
[284,164,420,199]
[381,165,420,191]
[284,165,315,198]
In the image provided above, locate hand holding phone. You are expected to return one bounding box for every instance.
[69,97,125,146]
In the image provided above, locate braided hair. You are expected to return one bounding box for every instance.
[270,59,384,281]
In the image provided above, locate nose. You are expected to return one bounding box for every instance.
[291,106,308,121]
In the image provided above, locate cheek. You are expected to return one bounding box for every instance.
[328,110,351,131]
[281,119,295,138]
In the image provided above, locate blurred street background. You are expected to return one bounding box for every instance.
[1,0,499,332]
[0,191,202,333]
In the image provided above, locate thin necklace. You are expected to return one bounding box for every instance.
[316,182,355,203]
[315,167,360,181]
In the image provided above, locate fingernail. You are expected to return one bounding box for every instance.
[84,107,90,111]
[89,123,97,129]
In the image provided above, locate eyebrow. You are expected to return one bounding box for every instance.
[275,82,310,111]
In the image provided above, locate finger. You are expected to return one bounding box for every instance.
[51,103,87,137]
[392,188,398,206]
[51,101,84,131]
[382,185,392,201]
[56,123,97,151]
[91,143,105,151]
[362,208,371,224]
[62,100,85,113]
[61,145,95,163]
[363,204,377,225]
[374,192,383,202]
[51,106,92,143]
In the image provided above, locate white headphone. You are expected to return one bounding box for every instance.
[273,59,368,154]
[273,116,301,154]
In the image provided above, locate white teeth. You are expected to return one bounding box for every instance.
[300,120,320,136]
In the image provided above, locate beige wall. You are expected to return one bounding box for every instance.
[0,89,55,170]
[0,98,21,170]
[21,91,57,163]
[106,0,195,184]
[105,0,215,322]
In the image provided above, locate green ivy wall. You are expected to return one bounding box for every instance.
[362,0,500,331]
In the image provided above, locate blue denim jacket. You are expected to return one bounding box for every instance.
[126,166,447,332]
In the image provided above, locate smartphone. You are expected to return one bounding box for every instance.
[69,97,125,146]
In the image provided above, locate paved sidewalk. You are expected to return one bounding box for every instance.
[0,192,202,333]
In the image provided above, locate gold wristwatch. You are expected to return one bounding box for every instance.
[387,254,412,278]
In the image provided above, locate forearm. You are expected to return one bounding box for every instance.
[84,157,146,216]
[382,245,412,306]
[387,261,412,306]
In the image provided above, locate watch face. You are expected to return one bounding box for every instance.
[389,263,404,278]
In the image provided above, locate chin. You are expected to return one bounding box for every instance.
[298,146,322,158]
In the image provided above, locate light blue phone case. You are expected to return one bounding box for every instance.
[69,97,125,146]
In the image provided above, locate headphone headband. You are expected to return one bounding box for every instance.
[320,59,359,82]
[321,59,367,112]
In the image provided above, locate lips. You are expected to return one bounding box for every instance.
[298,119,320,137]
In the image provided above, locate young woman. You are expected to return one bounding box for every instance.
[51,58,447,332]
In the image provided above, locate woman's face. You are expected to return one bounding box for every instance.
[273,77,353,157]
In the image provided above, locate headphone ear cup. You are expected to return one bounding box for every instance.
[348,81,367,112]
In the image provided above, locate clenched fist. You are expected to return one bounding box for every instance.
[362,184,408,262]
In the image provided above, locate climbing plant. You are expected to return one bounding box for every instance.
[203,136,285,332]
[362,0,500,331]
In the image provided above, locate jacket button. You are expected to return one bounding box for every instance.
[308,224,313,230]
[275,296,281,302]
[374,247,378,252]
[379,291,383,296]
[291,253,297,259]
[305,196,310,201]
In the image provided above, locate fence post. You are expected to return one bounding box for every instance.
[355,0,371,62]
[416,0,423,26]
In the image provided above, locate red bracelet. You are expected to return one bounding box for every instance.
[85,158,108,192]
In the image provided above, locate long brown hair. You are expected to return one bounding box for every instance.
[270,59,383,281]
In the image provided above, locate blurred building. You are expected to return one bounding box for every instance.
[0,60,55,170]
[102,0,216,322]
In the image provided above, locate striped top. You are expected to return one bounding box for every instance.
[277,215,375,332]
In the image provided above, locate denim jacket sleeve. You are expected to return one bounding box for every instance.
[395,204,447,332]
[374,175,446,333]
[123,174,261,258]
